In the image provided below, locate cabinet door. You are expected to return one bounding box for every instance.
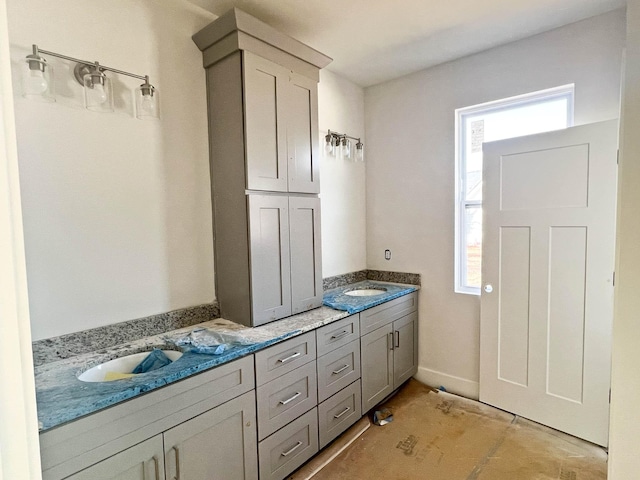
[286,73,319,194]
[244,52,288,192]
[289,196,322,314]
[163,391,258,480]
[248,194,292,325]
[360,324,394,413]
[393,311,419,390]
[65,435,164,480]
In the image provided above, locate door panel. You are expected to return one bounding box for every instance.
[287,74,319,193]
[248,194,292,325]
[361,324,394,413]
[480,120,618,447]
[497,226,531,387]
[163,391,258,480]
[66,435,165,480]
[289,196,322,314]
[244,52,288,192]
[393,312,418,389]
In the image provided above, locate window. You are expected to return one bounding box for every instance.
[454,85,574,295]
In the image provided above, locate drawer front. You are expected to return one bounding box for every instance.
[256,361,318,440]
[360,291,418,336]
[255,331,316,386]
[318,380,362,449]
[259,408,319,480]
[317,340,361,403]
[316,314,360,356]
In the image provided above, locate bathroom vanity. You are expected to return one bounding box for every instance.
[37,284,418,480]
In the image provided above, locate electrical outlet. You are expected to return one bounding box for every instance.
[384,249,391,260]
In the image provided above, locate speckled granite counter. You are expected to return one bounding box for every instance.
[323,280,419,314]
[35,307,351,432]
[36,282,418,433]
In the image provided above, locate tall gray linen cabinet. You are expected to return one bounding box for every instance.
[193,9,332,326]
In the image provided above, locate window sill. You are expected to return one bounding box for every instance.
[455,286,480,296]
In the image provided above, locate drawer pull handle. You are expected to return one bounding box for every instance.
[168,446,181,480]
[388,332,394,351]
[332,364,350,375]
[279,391,302,405]
[395,330,400,348]
[334,406,351,419]
[281,441,303,457]
[330,330,349,340]
[278,351,301,363]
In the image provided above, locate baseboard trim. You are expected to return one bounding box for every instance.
[415,366,479,400]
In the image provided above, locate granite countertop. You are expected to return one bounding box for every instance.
[323,280,419,314]
[35,281,417,432]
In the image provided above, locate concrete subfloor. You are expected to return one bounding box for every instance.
[295,380,607,480]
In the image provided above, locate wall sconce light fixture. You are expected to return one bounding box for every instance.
[324,130,364,162]
[22,44,159,119]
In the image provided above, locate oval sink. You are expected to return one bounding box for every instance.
[344,288,387,297]
[78,350,183,383]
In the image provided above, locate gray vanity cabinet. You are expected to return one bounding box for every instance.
[360,323,394,413]
[248,195,292,324]
[163,391,258,480]
[248,194,322,326]
[40,356,256,480]
[244,52,320,194]
[360,293,419,413]
[67,393,258,480]
[289,196,323,315]
[392,311,419,389]
[194,8,330,327]
[255,333,319,480]
[65,435,165,480]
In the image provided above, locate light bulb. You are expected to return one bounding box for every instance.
[141,94,155,114]
[26,69,48,94]
[87,83,107,105]
[136,81,159,120]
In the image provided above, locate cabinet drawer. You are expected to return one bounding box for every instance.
[255,332,316,386]
[316,315,360,356]
[318,380,362,449]
[258,408,319,480]
[317,340,361,403]
[360,291,418,336]
[256,361,318,440]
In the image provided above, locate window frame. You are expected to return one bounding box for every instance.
[454,84,575,295]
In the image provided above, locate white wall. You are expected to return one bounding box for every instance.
[365,10,625,398]
[7,0,216,340]
[318,70,367,277]
[7,1,366,341]
[609,1,640,476]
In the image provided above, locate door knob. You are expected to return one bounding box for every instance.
[484,284,493,293]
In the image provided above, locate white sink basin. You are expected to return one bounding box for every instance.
[344,288,387,297]
[78,350,183,382]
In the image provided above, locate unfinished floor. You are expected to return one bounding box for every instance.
[293,380,607,480]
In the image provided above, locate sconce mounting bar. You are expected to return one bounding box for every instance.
[327,129,361,143]
[33,45,148,81]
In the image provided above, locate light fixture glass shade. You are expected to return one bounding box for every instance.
[324,133,334,158]
[135,80,159,120]
[22,56,55,102]
[354,142,364,162]
[83,69,113,112]
[341,137,351,159]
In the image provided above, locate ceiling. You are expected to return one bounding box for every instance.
[188,0,626,87]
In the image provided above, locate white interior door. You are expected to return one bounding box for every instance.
[479,120,618,447]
